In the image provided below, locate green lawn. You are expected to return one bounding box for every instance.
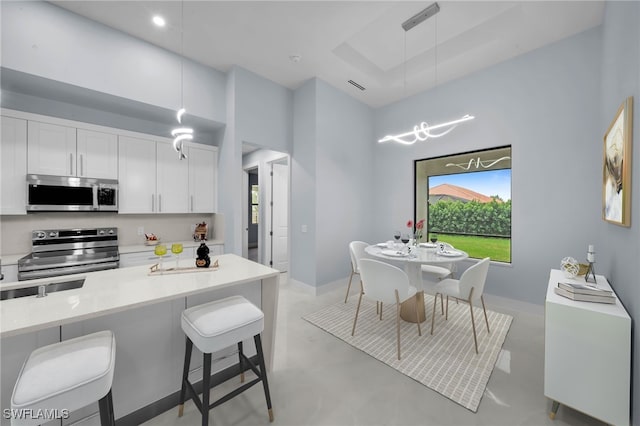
[431,234,511,263]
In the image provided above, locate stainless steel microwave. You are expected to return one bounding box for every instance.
[27,174,118,212]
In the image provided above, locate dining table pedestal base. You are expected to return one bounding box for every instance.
[400,291,426,323]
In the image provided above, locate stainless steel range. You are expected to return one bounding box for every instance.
[18,227,119,281]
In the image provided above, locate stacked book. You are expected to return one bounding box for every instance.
[554,282,615,304]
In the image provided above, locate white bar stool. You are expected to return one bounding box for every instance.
[178,295,273,426]
[11,330,116,426]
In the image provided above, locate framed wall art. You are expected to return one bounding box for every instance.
[603,96,633,227]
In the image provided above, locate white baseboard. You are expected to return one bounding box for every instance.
[288,277,350,296]
[485,293,544,316]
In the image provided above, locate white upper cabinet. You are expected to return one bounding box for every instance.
[76,129,118,179]
[1,116,27,215]
[188,144,217,213]
[27,121,76,176]
[28,121,117,179]
[118,135,157,214]
[156,142,189,214]
[119,137,193,214]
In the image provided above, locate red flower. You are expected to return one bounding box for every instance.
[406,220,413,229]
[416,219,425,230]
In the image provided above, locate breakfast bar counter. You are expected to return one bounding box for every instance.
[0,254,280,425]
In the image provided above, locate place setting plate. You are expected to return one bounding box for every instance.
[438,250,463,257]
[381,249,409,257]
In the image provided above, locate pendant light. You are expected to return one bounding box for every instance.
[378,2,474,145]
[171,0,192,160]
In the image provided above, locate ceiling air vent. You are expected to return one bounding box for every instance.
[347,80,366,91]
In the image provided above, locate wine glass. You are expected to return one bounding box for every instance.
[393,231,401,248]
[430,233,438,244]
[400,233,410,252]
[171,243,183,270]
[154,244,167,271]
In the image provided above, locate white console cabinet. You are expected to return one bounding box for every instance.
[544,269,630,425]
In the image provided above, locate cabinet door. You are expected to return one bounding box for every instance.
[77,129,118,179]
[188,145,217,213]
[156,142,189,214]
[1,116,27,214]
[118,136,156,213]
[27,121,76,176]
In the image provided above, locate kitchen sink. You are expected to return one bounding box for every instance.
[0,278,85,300]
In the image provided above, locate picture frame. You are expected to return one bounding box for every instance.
[602,96,633,227]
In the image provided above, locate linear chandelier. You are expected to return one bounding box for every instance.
[378,114,474,145]
[171,0,191,160]
[380,2,474,145]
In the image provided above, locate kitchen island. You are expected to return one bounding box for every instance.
[0,254,279,425]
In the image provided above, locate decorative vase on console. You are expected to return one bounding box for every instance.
[195,242,211,268]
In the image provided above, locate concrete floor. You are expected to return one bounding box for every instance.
[142,274,606,426]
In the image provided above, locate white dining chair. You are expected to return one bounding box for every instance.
[422,242,456,315]
[345,241,369,303]
[430,257,491,354]
[421,242,456,281]
[352,259,422,360]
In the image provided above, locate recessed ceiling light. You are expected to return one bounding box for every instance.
[152,15,166,27]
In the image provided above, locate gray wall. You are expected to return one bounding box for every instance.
[291,80,318,285]
[291,78,375,288]
[598,2,640,424]
[373,27,603,305]
[235,67,293,154]
[218,66,294,255]
[315,79,375,285]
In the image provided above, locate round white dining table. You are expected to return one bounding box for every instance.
[364,243,469,323]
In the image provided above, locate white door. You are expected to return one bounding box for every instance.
[76,129,118,179]
[188,145,216,213]
[27,121,76,176]
[271,162,289,272]
[241,170,249,259]
[118,136,157,213]
[156,141,189,213]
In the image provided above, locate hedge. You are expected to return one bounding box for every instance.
[428,199,511,237]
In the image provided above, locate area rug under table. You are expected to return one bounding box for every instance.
[303,296,513,412]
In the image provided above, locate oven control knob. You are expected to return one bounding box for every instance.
[108,229,114,234]
[99,230,105,235]
[49,232,57,238]
[35,231,46,239]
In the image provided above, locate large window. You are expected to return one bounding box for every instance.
[414,146,512,263]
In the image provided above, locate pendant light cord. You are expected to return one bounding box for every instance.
[180,0,184,108]
[434,13,438,88]
[403,31,407,98]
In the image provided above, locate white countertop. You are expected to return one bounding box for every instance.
[546,269,630,319]
[0,253,278,338]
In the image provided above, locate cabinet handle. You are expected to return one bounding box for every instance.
[69,153,73,175]
[190,196,194,212]
[80,154,84,176]
[159,194,162,213]
[151,194,155,212]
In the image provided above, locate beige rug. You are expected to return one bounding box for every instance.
[303,296,513,412]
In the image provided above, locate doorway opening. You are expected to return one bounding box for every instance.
[247,168,259,262]
[241,144,290,272]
